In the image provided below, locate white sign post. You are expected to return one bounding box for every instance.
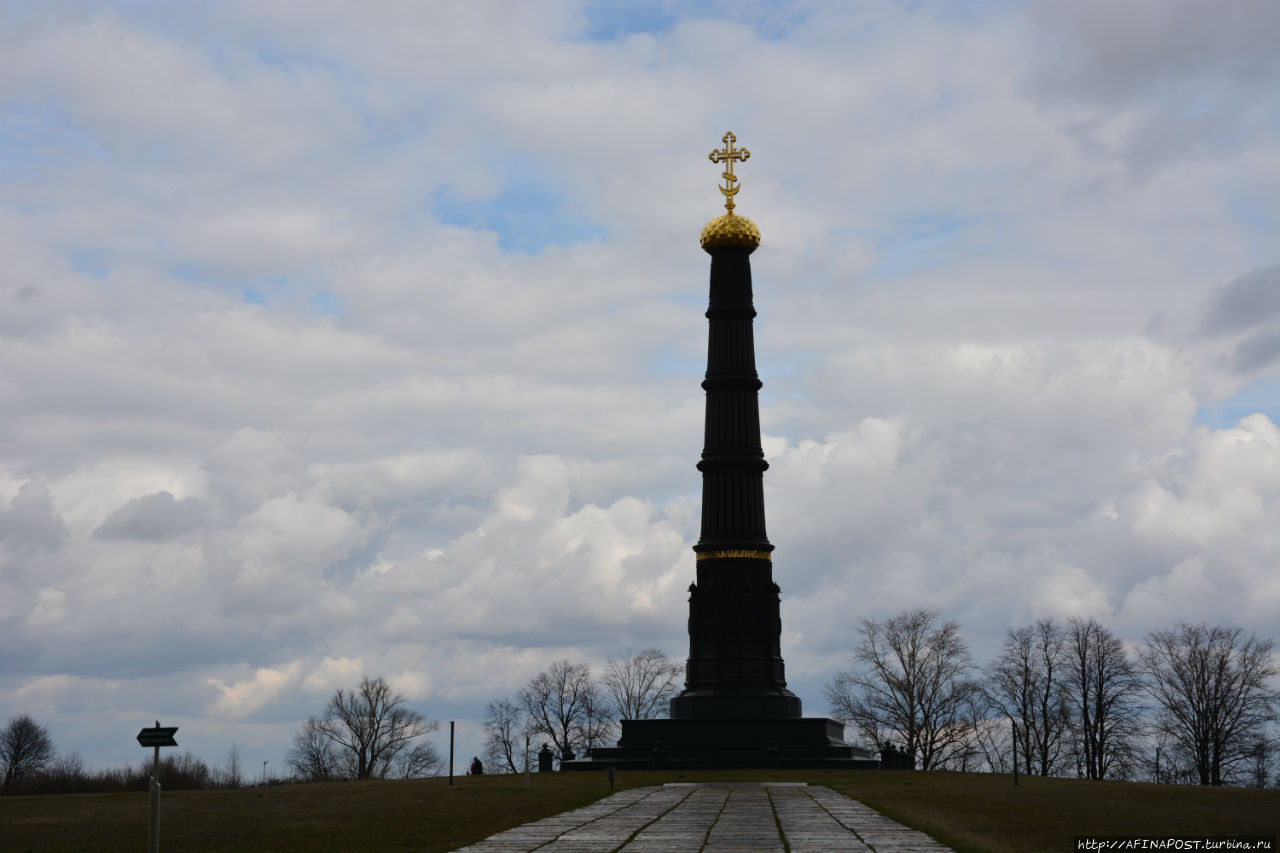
[136,721,179,853]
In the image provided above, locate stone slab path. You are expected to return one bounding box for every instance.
[453,782,954,852]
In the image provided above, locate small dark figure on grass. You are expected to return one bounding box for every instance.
[469,756,483,775]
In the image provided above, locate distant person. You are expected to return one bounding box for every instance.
[469,756,483,775]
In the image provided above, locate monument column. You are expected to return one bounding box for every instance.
[564,133,873,769]
[669,132,800,720]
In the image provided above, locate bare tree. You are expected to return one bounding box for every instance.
[1141,727,1198,785]
[985,618,1071,776]
[217,742,244,788]
[1064,617,1142,780]
[1139,623,1279,786]
[519,660,614,765]
[824,608,982,770]
[602,648,683,721]
[932,689,993,772]
[970,717,1013,774]
[41,751,86,794]
[2,714,55,793]
[483,697,528,775]
[1245,735,1277,789]
[286,718,340,781]
[153,751,211,789]
[287,676,440,780]
[579,681,614,754]
[390,742,443,779]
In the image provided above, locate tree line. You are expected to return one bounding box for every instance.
[476,616,1277,787]
[4,617,1275,795]
[483,648,683,772]
[824,609,1279,786]
[1,675,440,795]
[0,714,260,796]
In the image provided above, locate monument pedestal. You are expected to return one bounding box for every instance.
[564,717,876,771]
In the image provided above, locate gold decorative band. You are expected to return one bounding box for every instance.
[696,549,772,561]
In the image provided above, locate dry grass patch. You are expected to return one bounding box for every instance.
[0,774,620,853]
[823,770,1280,853]
[1,769,1276,852]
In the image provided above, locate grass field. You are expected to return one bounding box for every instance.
[1,769,1276,852]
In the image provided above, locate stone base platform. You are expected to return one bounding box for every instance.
[563,717,877,771]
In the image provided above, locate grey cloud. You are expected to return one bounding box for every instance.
[0,481,68,552]
[93,491,205,541]
[1031,0,1280,103]
[1195,266,1280,375]
[1232,330,1280,374]
[1199,265,1280,335]
[1028,0,1280,173]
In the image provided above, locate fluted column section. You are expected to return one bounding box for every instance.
[695,246,771,550]
[671,244,800,720]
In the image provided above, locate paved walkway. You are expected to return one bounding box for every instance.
[453,782,954,852]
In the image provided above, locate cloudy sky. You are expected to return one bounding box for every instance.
[2,0,1279,774]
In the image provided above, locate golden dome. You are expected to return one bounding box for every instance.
[700,212,761,252]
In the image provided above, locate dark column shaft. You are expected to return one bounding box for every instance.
[696,247,770,549]
[670,245,800,720]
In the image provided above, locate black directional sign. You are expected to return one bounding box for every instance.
[136,726,179,748]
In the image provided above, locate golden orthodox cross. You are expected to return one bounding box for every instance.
[708,131,750,212]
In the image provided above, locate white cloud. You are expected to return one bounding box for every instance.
[388,669,432,702]
[206,663,302,717]
[300,657,365,694]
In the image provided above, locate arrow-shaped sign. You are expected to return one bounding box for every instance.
[136,726,179,748]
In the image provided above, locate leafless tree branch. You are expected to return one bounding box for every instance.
[824,607,981,770]
[1140,623,1279,785]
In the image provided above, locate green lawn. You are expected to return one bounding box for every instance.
[1,770,1276,852]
